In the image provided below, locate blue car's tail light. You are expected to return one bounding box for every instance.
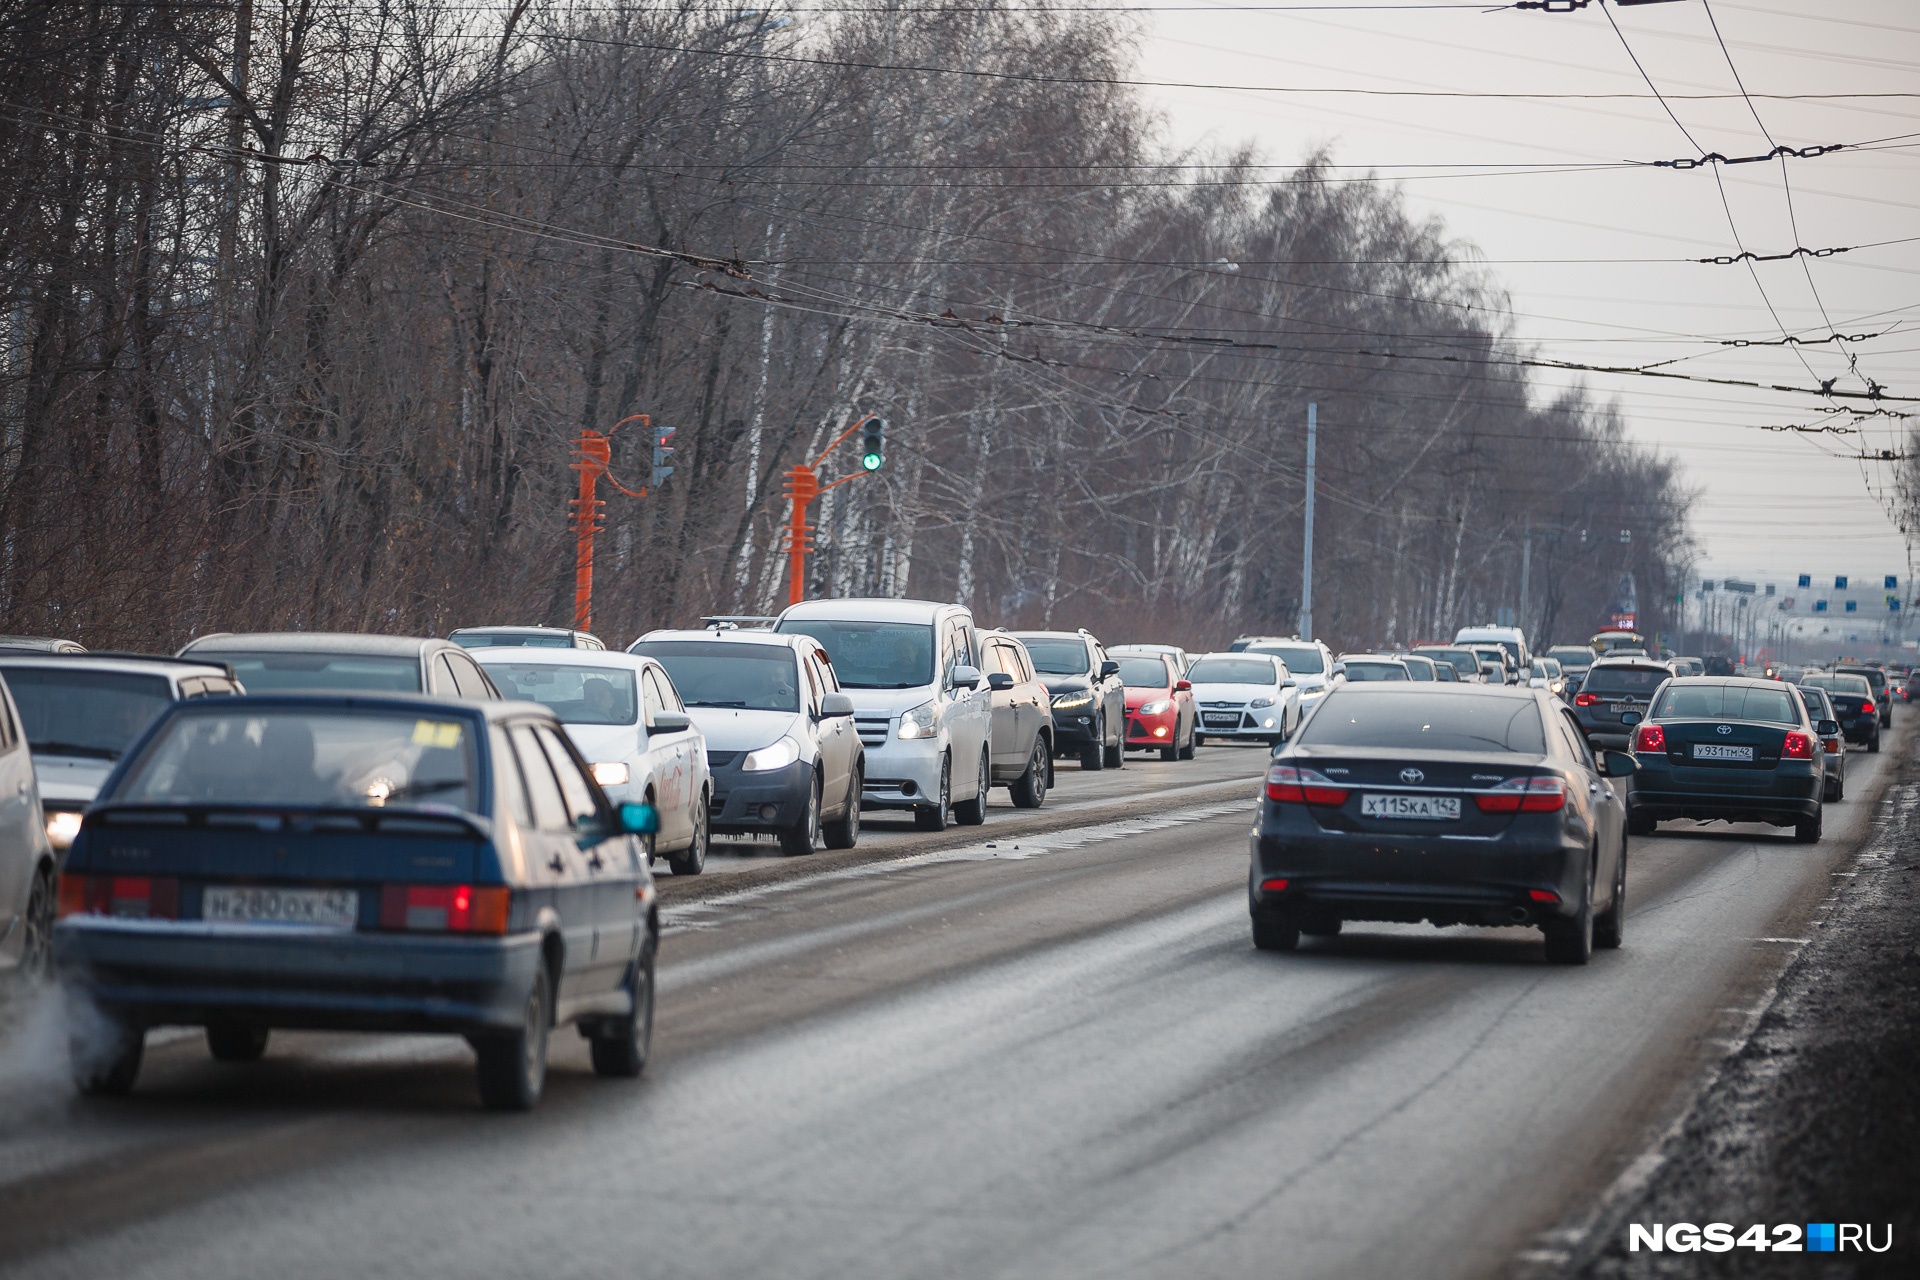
[59,874,179,920]
[378,884,510,934]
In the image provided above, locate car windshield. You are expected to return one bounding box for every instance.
[1249,645,1324,675]
[1584,666,1667,694]
[210,651,420,693]
[1804,674,1870,697]
[1343,662,1407,682]
[483,663,639,724]
[1116,657,1170,687]
[1652,684,1801,725]
[630,642,800,712]
[1188,658,1276,685]
[1297,692,1546,754]
[452,633,572,649]
[1017,638,1092,676]
[1417,649,1480,677]
[115,710,478,812]
[776,620,932,689]
[1836,668,1885,688]
[3,667,174,760]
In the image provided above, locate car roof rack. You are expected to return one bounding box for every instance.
[700,615,776,630]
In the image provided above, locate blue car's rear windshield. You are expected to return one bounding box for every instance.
[1298,692,1547,754]
[1652,684,1800,725]
[212,652,421,693]
[116,710,477,812]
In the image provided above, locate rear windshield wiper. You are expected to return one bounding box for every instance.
[690,700,748,707]
[30,741,121,760]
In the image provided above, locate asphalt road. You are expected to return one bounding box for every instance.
[0,729,1900,1279]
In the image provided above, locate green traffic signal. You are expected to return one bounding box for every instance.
[859,416,886,472]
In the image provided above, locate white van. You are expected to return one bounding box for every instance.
[776,599,993,832]
[1453,625,1530,676]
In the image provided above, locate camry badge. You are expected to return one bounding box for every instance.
[1399,767,1425,784]
[1716,724,1733,735]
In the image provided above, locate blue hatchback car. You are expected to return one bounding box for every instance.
[53,694,659,1110]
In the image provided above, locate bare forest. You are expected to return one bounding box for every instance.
[0,0,1693,652]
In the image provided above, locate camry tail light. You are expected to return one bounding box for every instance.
[1574,693,1598,707]
[1475,776,1568,813]
[1632,724,1666,754]
[58,874,178,920]
[1781,732,1813,760]
[380,884,511,934]
[1265,765,1349,806]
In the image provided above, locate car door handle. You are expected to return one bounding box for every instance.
[547,854,566,873]
[587,851,605,871]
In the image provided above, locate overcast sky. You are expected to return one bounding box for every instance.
[1124,0,1917,588]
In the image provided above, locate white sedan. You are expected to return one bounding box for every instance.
[1186,652,1302,746]
[475,648,712,875]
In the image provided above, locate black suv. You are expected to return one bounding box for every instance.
[1832,665,1892,729]
[1006,630,1127,770]
[1572,657,1673,750]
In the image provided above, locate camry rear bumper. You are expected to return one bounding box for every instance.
[1249,827,1586,926]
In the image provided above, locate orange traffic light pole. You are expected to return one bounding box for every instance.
[571,414,650,632]
[783,413,884,606]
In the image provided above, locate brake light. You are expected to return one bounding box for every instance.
[1781,731,1813,761]
[1264,765,1349,806]
[1528,889,1561,904]
[1474,777,1568,813]
[380,884,511,934]
[1632,724,1666,754]
[57,874,178,919]
[1861,700,1875,716]
[1259,878,1290,892]
[1574,693,1598,707]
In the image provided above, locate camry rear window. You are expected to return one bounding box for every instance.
[1297,692,1546,754]
[1652,685,1799,725]
[1583,667,1667,694]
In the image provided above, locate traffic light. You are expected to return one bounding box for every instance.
[860,416,886,472]
[651,425,675,489]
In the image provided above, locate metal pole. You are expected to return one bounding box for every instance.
[1518,522,1532,641]
[1300,402,1316,640]
[785,464,818,606]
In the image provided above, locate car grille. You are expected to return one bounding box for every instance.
[854,714,891,747]
[706,751,740,769]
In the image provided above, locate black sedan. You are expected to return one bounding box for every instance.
[1571,657,1673,750]
[53,694,659,1110]
[1832,665,1892,729]
[1622,677,1834,842]
[1798,673,1878,752]
[1249,685,1635,965]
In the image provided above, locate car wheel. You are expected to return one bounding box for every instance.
[1178,723,1197,760]
[1869,732,1881,754]
[1079,716,1105,771]
[1252,910,1300,953]
[914,754,953,831]
[822,766,862,849]
[1542,873,1594,966]
[666,802,709,875]
[1626,809,1656,837]
[780,771,822,855]
[1010,739,1048,809]
[1794,807,1822,844]
[1191,732,1206,750]
[206,1023,270,1062]
[954,751,991,825]
[21,861,54,981]
[476,959,552,1111]
[1103,726,1124,769]
[70,1015,144,1096]
[1594,839,1626,950]
[589,947,655,1078]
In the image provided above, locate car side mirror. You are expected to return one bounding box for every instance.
[1816,718,1840,737]
[1175,679,1192,692]
[820,692,856,718]
[1282,678,1297,688]
[1599,750,1639,779]
[650,710,692,733]
[1099,660,1121,679]
[952,664,982,691]
[985,672,1014,691]
[1331,663,1347,678]
[618,802,660,835]
[1619,711,1643,727]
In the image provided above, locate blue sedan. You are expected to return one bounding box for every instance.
[53,694,659,1110]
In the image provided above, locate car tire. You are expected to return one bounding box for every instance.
[1160,740,1179,761]
[1178,725,1197,760]
[1594,840,1626,950]
[914,755,953,831]
[1252,910,1300,953]
[822,766,862,849]
[780,772,822,855]
[1794,807,1822,844]
[1869,732,1881,754]
[1010,739,1049,810]
[1626,809,1656,837]
[70,1016,144,1097]
[21,861,54,981]
[206,1023,270,1062]
[1080,722,1104,771]
[1192,732,1206,750]
[589,947,655,1079]
[1542,900,1593,966]
[666,803,709,876]
[954,751,991,826]
[1103,729,1124,769]
[475,960,552,1111]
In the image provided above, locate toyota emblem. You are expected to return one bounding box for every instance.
[1716,724,1733,735]
[1399,767,1425,784]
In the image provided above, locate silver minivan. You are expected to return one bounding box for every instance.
[776,599,993,831]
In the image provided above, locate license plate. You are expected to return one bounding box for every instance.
[1203,713,1240,727]
[203,885,359,929]
[1690,743,1754,762]
[1360,793,1461,821]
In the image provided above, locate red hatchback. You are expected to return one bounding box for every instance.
[1119,654,1197,760]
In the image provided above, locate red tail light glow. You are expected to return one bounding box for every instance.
[1259,878,1290,892]
[1574,693,1599,707]
[1265,765,1349,806]
[1632,724,1666,754]
[57,874,178,920]
[1780,731,1813,761]
[1528,889,1561,904]
[380,884,511,934]
[1861,700,1875,716]
[1474,777,1568,813]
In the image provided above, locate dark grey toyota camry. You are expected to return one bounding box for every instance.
[1249,684,1638,965]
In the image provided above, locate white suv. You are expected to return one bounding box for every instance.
[776,599,993,832]
[1238,638,1338,719]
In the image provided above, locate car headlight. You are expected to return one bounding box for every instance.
[896,702,939,740]
[743,737,802,771]
[590,761,630,788]
[1051,691,1093,710]
[46,810,82,850]
[1250,696,1276,708]
[1138,699,1171,715]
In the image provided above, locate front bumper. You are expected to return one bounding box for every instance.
[54,917,542,1033]
[858,736,947,811]
[707,756,813,833]
[1197,704,1283,740]
[1126,705,1178,747]
[1049,701,1101,749]
[1628,759,1821,825]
